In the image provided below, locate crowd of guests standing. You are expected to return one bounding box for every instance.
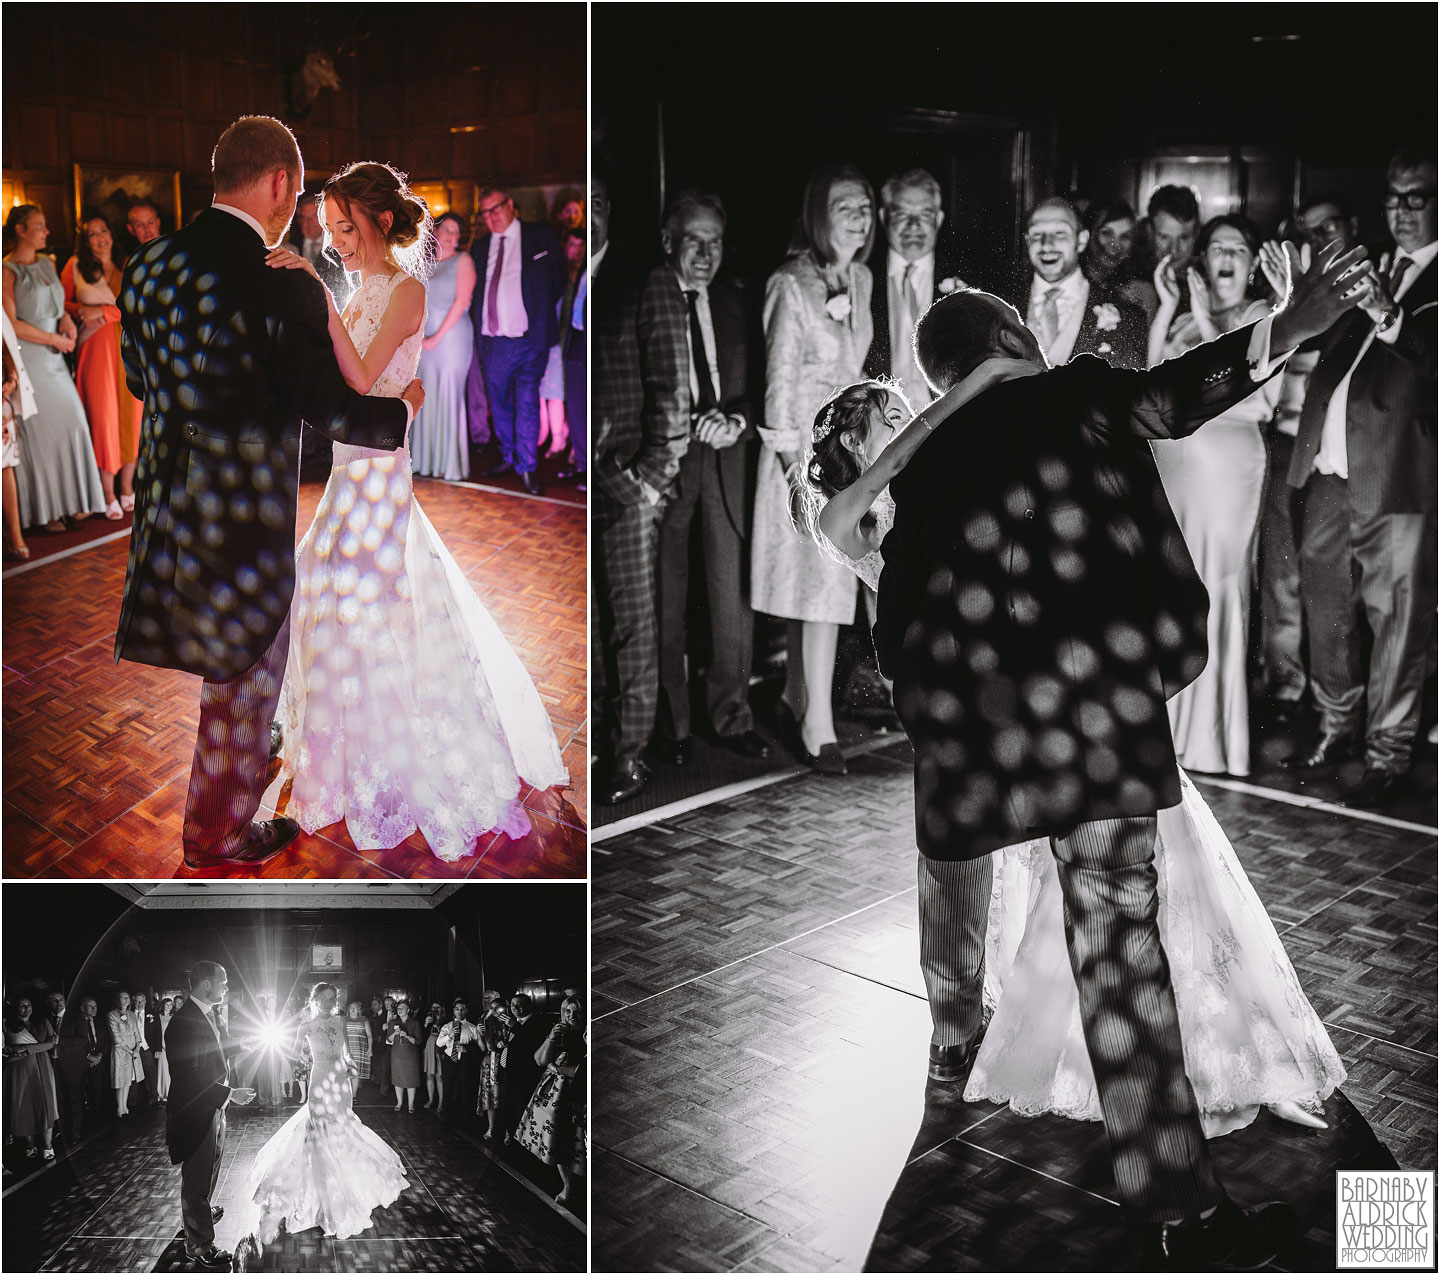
[593,144,1436,810]
[3,981,586,1208]
[0,180,589,567]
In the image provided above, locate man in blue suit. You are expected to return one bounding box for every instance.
[470,188,566,496]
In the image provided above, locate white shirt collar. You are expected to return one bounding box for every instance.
[211,200,268,245]
[499,216,522,243]
[590,240,610,275]
[673,267,708,299]
[887,249,934,281]
[1029,265,1087,305]
[1395,240,1439,272]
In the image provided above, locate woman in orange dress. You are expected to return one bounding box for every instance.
[60,211,138,518]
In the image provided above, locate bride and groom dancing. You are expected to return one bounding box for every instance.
[114,114,565,869]
[803,237,1372,1266]
[167,965,407,1269]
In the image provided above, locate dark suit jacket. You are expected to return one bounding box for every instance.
[164,998,230,1166]
[1009,274,1148,369]
[591,249,690,507]
[55,1014,99,1078]
[469,220,565,351]
[142,1010,163,1052]
[502,1012,555,1106]
[1288,253,1437,514]
[644,268,756,536]
[116,209,406,681]
[286,227,351,303]
[876,324,1277,859]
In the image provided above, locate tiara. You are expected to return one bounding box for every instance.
[813,401,839,442]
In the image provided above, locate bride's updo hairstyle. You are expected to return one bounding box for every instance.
[320,160,434,279]
[807,380,901,501]
[310,981,338,1010]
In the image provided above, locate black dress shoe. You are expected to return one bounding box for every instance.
[184,819,301,869]
[191,1247,232,1270]
[599,759,650,806]
[519,470,544,496]
[211,1205,225,1222]
[482,458,515,479]
[805,742,847,776]
[928,1036,983,1084]
[1143,1196,1295,1270]
[1281,732,1361,768]
[717,730,772,761]
[268,721,282,762]
[1344,766,1407,807]
[656,737,692,767]
[555,465,587,482]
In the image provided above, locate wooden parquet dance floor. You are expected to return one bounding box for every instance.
[592,741,1437,1272]
[1,479,586,879]
[1,1098,584,1273]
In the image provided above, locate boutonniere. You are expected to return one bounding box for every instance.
[937,276,966,295]
[824,293,852,322]
[1093,303,1121,332]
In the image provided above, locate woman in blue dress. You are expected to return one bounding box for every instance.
[412,212,475,480]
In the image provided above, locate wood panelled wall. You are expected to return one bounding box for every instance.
[2,3,584,260]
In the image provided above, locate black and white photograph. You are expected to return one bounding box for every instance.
[2,882,586,1272]
[590,5,1437,1271]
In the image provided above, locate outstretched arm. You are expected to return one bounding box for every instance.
[817,358,1039,560]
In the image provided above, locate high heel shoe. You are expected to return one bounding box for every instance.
[1267,1100,1327,1129]
[776,701,847,774]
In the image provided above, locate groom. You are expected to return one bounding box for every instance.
[115,115,423,869]
[876,240,1368,1266]
[166,961,254,1270]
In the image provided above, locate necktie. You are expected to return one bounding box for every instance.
[684,290,717,413]
[1040,286,1062,351]
[560,278,578,357]
[87,1019,95,1047]
[901,262,919,330]
[486,234,506,334]
[1389,254,1413,298]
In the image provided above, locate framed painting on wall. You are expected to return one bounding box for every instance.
[73,164,182,240]
[312,943,344,971]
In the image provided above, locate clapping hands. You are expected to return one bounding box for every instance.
[1270,239,1371,351]
[1153,254,1181,310]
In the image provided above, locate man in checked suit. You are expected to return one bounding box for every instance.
[1285,145,1438,806]
[470,187,566,496]
[651,191,770,767]
[591,173,690,805]
[166,961,254,1270]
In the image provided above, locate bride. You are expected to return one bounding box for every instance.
[265,162,567,861]
[800,369,1345,1137]
[245,982,407,1247]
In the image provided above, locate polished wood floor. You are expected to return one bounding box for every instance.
[2,479,586,879]
[592,740,1436,1272]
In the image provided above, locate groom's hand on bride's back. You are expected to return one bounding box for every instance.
[401,378,425,419]
[229,1086,256,1105]
[1270,239,1370,351]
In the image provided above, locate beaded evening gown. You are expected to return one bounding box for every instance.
[248,1014,408,1243]
[276,270,567,860]
[851,485,1345,1136]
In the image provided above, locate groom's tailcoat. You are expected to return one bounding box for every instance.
[116,208,406,681]
[876,325,1276,859]
[164,998,230,1166]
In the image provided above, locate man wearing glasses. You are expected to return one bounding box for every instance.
[469,188,567,496]
[1286,147,1438,806]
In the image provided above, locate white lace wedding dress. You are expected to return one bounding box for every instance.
[853,489,1345,1136]
[247,1014,408,1242]
[277,270,568,860]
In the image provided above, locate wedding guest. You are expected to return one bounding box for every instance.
[499,993,553,1140]
[592,172,690,805]
[557,227,587,486]
[156,997,173,1103]
[514,995,586,1205]
[537,272,572,470]
[387,1001,422,1112]
[754,165,876,774]
[125,198,163,256]
[1081,198,1137,293]
[551,188,584,235]
[471,187,566,496]
[136,992,163,1107]
[1015,196,1145,369]
[1286,146,1438,804]
[287,193,350,303]
[344,1001,373,1094]
[476,991,512,1139]
[2,205,107,531]
[1,335,27,560]
[76,995,108,1123]
[436,998,482,1131]
[650,190,767,767]
[1259,195,1358,719]
[1120,184,1201,325]
[4,996,59,1163]
[865,167,949,406]
[421,1002,443,1111]
[1148,214,1281,776]
[52,994,89,1142]
[61,212,136,518]
[368,997,392,1096]
[414,212,477,480]
[106,989,144,1118]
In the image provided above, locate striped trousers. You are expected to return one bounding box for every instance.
[181,614,291,859]
[593,494,660,765]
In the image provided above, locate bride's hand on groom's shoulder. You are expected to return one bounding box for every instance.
[266,246,320,283]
